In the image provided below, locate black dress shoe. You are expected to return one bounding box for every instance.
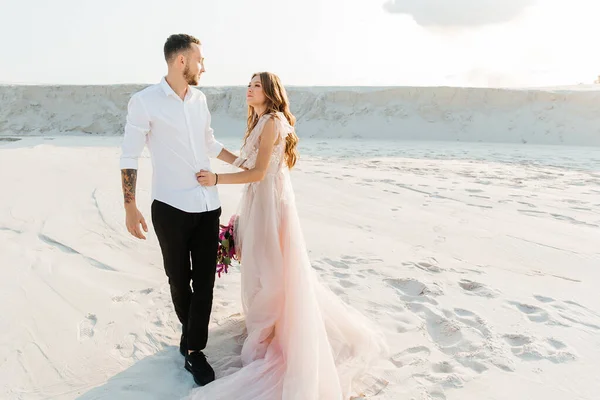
[179,333,187,357]
[185,351,215,386]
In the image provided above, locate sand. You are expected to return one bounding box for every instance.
[2,84,600,145]
[1,84,600,399]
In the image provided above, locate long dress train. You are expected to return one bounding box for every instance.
[185,112,388,400]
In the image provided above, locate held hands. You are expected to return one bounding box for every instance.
[196,162,248,186]
[197,170,217,186]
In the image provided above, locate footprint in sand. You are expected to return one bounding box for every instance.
[428,390,449,399]
[394,313,422,333]
[318,255,385,272]
[547,338,567,350]
[503,333,532,347]
[339,279,358,288]
[351,256,384,265]
[532,296,600,331]
[403,258,444,273]
[334,272,351,279]
[455,357,489,374]
[318,257,383,287]
[458,279,499,298]
[502,334,577,364]
[509,302,550,323]
[312,264,326,272]
[517,201,537,208]
[77,313,97,342]
[432,361,454,374]
[445,309,500,373]
[452,308,492,339]
[323,258,350,270]
[407,303,464,348]
[390,346,431,367]
[413,368,464,395]
[111,287,154,304]
[385,278,443,305]
[362,268,380,276]
[533,295,554,303]
[407,303,515,374]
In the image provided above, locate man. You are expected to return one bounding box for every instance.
[119,33,240,386]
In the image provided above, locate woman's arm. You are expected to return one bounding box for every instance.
[197,118,277,186]
[216,148,241,166]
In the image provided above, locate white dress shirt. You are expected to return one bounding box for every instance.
[120,77,224,213]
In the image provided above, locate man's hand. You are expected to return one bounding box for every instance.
[125,206,148,239]
[197,170,217,186]
[121,169,147,239]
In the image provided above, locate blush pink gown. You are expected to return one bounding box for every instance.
[185,112,388,400]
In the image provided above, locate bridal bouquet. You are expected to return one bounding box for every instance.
[216,214,239,277]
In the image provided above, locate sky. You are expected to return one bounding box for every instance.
[0,0,599,87]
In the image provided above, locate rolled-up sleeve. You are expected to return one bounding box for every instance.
[203,98,224,158]
[120,94,150,170]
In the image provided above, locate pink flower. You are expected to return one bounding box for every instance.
[215,214,239,277]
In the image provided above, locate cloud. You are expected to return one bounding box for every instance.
[383,0,536,27]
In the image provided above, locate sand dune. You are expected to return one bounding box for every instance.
[1,84,600,145]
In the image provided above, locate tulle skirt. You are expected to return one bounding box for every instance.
[185,171,387,400]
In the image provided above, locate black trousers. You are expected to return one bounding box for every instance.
[151,200,221,351]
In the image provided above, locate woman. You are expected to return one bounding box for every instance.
[191,72,387,399]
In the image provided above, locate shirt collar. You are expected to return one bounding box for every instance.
[160,76,196,100]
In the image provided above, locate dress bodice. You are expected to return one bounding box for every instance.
[239,112,293,175]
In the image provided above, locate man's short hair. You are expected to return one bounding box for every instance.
[164,34,201,63]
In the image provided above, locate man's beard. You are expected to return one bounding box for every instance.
[183,65,199,86]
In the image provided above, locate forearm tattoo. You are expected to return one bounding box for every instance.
[121,169,137,205]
